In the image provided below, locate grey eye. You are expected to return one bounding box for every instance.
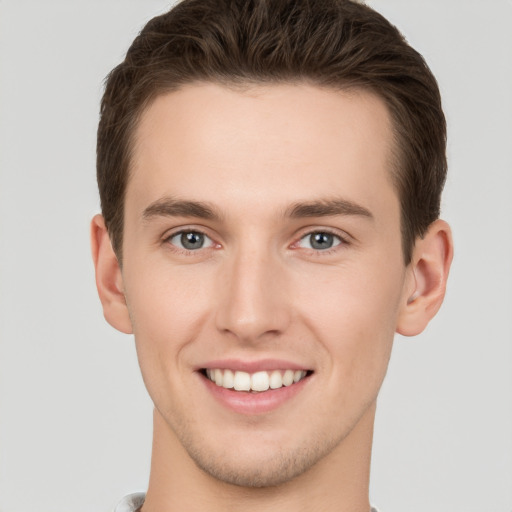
[298,232,342,251]
[169,231,214,250]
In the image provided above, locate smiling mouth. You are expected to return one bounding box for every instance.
[201,368,312,393]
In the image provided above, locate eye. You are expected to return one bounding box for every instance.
[168,230,215,251]
[297,231,344,251]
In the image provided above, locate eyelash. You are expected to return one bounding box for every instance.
[163,228,350,256]
[164,229,218,255]
[294,229,349,255]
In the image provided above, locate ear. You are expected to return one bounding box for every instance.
[396,219,453,336]
[90,214,133,334]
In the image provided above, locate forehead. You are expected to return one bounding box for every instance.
[127,82,398,224]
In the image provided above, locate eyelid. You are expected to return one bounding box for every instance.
[163,226,220,253]
[161,225,351,254]
[291,227,351,252]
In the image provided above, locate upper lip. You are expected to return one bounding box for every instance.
[197,358,312,373]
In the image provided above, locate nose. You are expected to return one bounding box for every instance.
[215,243,291,342]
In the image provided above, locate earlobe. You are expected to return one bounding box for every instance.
[90,214,133,334]
[396,219,453,337]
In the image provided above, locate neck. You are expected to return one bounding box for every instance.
[142,404,375,512]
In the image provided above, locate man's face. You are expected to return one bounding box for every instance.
[120,83,412,486]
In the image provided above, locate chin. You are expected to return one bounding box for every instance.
[182,429,340,488]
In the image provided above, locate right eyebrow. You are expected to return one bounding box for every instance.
[142,197,222,222]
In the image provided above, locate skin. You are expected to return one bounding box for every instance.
[92,83,453,512]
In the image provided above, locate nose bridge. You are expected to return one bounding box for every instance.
[215,238,290,341]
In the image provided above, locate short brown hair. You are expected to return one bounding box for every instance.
[97,0,446,264]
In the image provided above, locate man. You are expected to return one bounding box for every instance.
[91,0,453,510]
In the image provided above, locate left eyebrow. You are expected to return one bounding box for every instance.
[285,198,374,220]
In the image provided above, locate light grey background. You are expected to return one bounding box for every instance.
[0,1,510,511]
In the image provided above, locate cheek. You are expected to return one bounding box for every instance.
[122,263,213,396]
[125,260,211,335]
[295,259,404,385]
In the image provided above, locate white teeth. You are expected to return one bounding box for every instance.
[283,369,294,386]
[269,370,283,389]
[205,368,309,392]
[222,369,234,389]
[251,371,270,392]
[233,371,251,391]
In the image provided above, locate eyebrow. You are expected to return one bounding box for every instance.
[286,198,374,220]
[142,197,222,221]
[141,196,373,222]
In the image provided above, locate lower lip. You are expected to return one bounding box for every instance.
[200,373,311,415]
